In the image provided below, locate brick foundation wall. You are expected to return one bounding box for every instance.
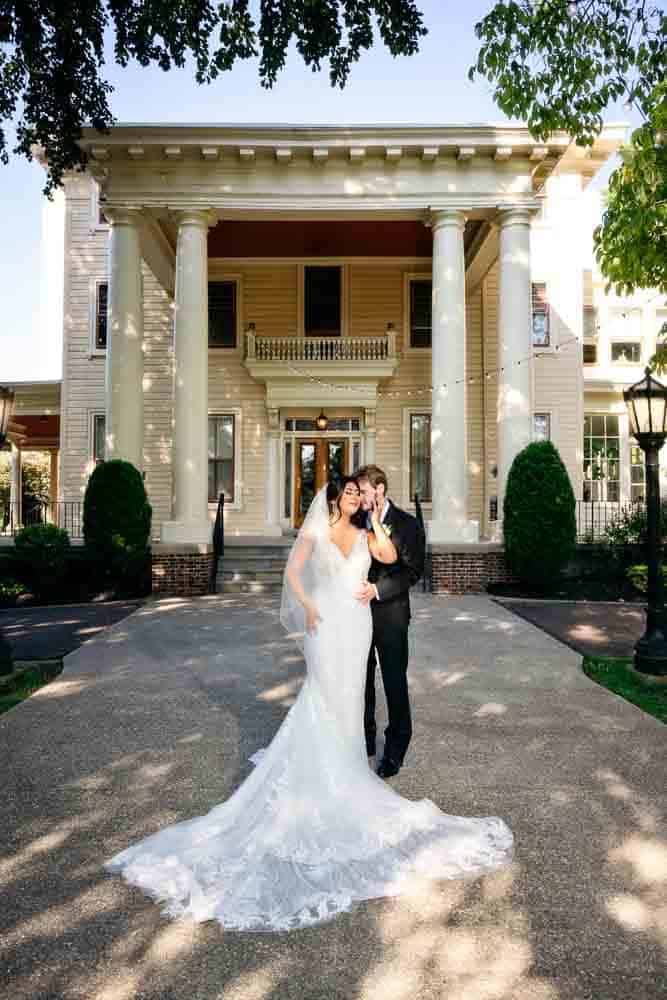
[430,545,517,594]
[151,549,216,597]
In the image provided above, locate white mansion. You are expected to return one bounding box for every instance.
[6,121,664,593]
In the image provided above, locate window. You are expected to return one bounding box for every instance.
[583,343,597,364]
[532,283,550,348]
[583,306,598,340]
[91,183,108,228]
[304,266,341,337]
[208,281,237,348]
[409,279,432,348]
[611,341,641,364]
[583,414,620,502]
[533,413,551,441]
[410,413,431,502]
[94,282,108,350]
[92,413,106,465]
[284,417,360,432]
[208,415,235,502]
[630,444,646,502]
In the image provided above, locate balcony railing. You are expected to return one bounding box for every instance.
[246,330,396,363]
[0,500,84,539]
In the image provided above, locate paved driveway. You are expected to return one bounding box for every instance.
[492,599,645,658]
[0,601,141,659]
[1,594,664,1000]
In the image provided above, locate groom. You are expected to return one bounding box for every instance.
[354,464,426,779]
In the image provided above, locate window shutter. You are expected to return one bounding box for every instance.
[305,266,341,336]
[208,281,237,348]
[410,280,432,348]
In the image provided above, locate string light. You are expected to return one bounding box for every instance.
[286,333,580,396]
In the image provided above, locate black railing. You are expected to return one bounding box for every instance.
[576,499,646,542]
[0,499,84,538]
[211,492,225,586]
[413,492,430,592]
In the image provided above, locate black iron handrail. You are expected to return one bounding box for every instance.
[211,492,225,588]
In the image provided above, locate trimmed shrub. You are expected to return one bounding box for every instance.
[626,563,667,594]
[83,460,152,597]
[14,523,70,600]
[503,440,576,588]
[0,579,27,607]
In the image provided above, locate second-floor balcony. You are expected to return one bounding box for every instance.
[243,329,399,403]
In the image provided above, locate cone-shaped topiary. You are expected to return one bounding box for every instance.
[83,460,152,595]
[503,440,576,588]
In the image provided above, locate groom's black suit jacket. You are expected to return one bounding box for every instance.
[367,500,426,627]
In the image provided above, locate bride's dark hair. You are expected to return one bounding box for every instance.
[327,476,366,529]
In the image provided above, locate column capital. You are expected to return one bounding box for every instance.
[266,406,280,432]
[496,206,533,229]
[428,207,467,232]
[172,208,216,229]
[103,206,144,228]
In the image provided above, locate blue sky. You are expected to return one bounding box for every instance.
[0,0,633,382]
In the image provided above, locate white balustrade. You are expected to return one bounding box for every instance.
[246,333,394,363]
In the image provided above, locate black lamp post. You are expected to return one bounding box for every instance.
[0,386,16,675]
[623,367,667,676]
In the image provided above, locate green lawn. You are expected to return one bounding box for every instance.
[583,656,666,724]
[0,661,63,716]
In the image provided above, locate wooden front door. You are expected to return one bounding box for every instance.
[294,439,348,527]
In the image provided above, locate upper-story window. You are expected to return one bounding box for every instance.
[409,279,432,348]
[95,282,108,350]
[208,281,237,348]
[305,266,341,337]
[583,306,598,339]
[611,341,642,364]
[531,283,550,348]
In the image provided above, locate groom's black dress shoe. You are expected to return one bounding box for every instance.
[376,756,401,779]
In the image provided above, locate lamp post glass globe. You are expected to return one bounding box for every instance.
[623,367,667,676]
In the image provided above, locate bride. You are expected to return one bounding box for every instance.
[104,477,513,931]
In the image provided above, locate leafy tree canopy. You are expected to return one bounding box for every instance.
[0,0,427,194]
[471,0,666,298]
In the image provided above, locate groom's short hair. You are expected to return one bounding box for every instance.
[356,464,388,492]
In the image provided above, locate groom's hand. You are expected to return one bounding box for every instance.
[355,582,379,606]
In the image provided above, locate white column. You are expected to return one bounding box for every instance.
[105,208,144,469]
[496,208,534,520]
[162,210,212,545]
[264,408,283,536]
[9,443,21,529]
[364,408,377,464]
[429,209,478,543]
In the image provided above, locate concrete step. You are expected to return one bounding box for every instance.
[219,580,283,594]
[219,569,285,584]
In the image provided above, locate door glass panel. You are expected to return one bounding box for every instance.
[284,441,292,519]
[299,444,316,518]
[328,441,346,483]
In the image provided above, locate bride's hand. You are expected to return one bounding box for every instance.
[304,600,322,635]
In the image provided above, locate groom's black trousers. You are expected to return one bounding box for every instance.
[364,610,412,764]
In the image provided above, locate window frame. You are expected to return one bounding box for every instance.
[297,262,348,339]
[88,410,106,468]
[403,272,432,353]
[208,275,242,352]
[90,182,109,232]
[402,407,432,508]
[582,411,621,503]
[207,408,243,511]
[533,412,552,442]
[609,339,643,366]
[531,281,551,351]
[89,277,108,356]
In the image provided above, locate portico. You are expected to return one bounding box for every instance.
[60,122,624,592]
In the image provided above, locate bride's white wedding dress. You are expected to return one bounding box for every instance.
[104,489,513,931]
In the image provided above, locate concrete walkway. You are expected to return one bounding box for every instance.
[0,601,142,659]
[1,594,664,1000]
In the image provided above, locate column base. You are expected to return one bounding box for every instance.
[427,518,479,545]
[161,520,212,545]
[263,523,283,537]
